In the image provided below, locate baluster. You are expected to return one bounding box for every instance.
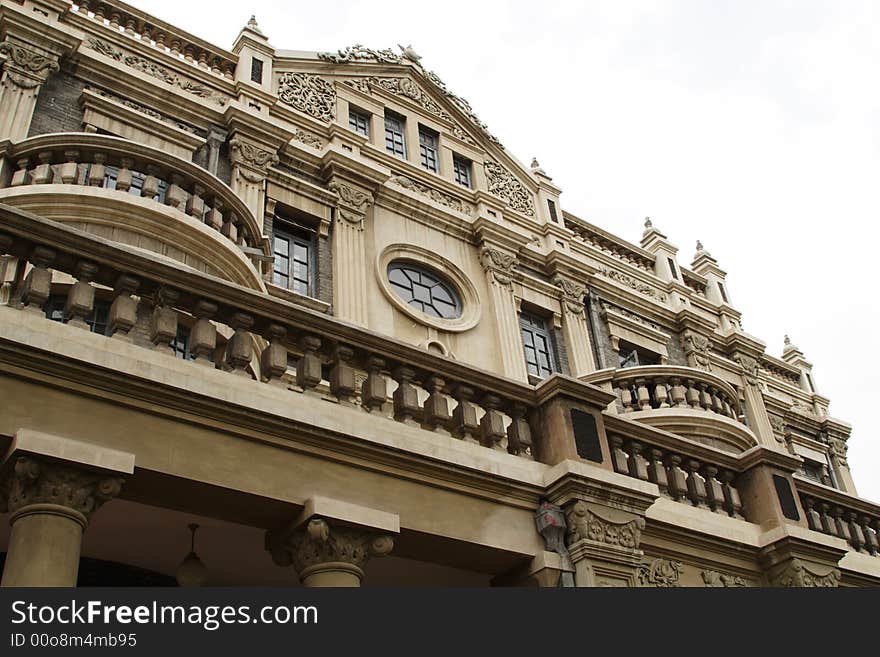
[205,201,224,231]
[626,440,649,480]
[861,517,879,556]
[108,275,139,340]
[832,507,852,544]
[818,502,835,535]
[88,153,107,186]
[702,465,725,514]
[684,459,708,507]
[646,448,669,496]
[116,158,133,192]
[18,246,55,315]
[685,379,701,409]
[154,32,166,50]
[721,395,734,418]
[721,470,743,518]
[635,378,651,410]
[221,213,239,244]
[197,51,208,69]
[141,165,161,199]
[617,381,635,413]
[664,454,688,502]
[669,378,686,407]
[845,511,865,552]
[109,12,121,30]
[32,151,53,184]
[170,40,181,57]
[186,184,206,218]
[59,150,79,184]
[328,345,357,404]
[184,46,195,63]
[77,0,90,15]
[188,300,217,366]
[361,357,388,414]
[506,402,532,458]
[124,18,136,36]
[93,4,105,22]
[698,383,712,411]
[64,261,98,330]
[149,288,180,354]
[422,375,451,434]
[392,366,421,425]
[296,334,322,392]
[10,158,30,186]
[165,173,187,209]
[479,394,506,450]
[451,385,480,444]
[801,496,822,531]
[224,312,254,377]
[609,436,629,474]
[260,324,288,386]
[709,387,724,414]
[654,379,669,408]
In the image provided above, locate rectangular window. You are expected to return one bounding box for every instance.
[170,325,196,361]
[384,112,406,158]
[418,125,439,172]
[349,107,370,137]
[667,257,678,280]
[453,155,471,188]
[547,199,559,223]
[272,225,314,297]
[618,341,660,369]
[100,165,167,204]
[45,295,111,336]
[251,57,264,84]
[718,282,729,303]
[519,312,556,379]
[805,372,815,393]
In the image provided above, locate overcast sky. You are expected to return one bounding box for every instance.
[130,1,880,502]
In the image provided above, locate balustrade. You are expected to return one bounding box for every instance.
[797,482,880,557]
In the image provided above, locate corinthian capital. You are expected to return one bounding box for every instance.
[553,275,586,315]
[1,455,126,525]
[0,41,60,89]
[328,181,374,227]
[229,138,279,182]
[480,246,517,285]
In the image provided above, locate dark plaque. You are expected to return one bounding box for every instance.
[773,474,801,521]
[570,408,603,463]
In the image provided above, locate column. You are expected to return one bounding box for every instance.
[1,454,127,587]
[479,246,528,382]
[733,353,777,447]
[827,437,857,495]
[267,518,394,587]
[328,180,373,326]
[228,136,279,237]
[0,40,60,140]
[553,275,596,377]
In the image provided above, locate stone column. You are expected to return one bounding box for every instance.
[228,136,279,236]
[479,246,528,382]
[733,353,776,447]
[1,455,126,587]
[267,518,393,587]
[205,126,228,177]
[553,276,596,377]
[328,181,373,326]
[827,437,857,495]
[0,40,60,141]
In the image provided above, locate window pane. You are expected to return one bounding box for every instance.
[519,313,556,378]
[386,262,461,319]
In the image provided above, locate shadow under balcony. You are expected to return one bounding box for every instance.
[582,365,757,454]
[0,133,270,291]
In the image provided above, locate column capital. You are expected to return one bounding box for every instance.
[479,245,518,285]
[228,136,279,183]
[328,181,373,228]
[552,275,586,315]
[0,40,59,89]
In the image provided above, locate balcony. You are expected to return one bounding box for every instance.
[795,477,880,557]
[582,365,756,454]
[0,133,269,289]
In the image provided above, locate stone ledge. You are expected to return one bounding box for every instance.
[4,428,135,475]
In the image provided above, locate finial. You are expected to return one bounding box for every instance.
[246,15,263,34]
[696,240,704,251]
[530,157,547,175]
[398,44,422,63]
[644,217,652,229]
[784,334,791,346]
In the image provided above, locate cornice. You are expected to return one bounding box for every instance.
[533,373,616,408]
[793,476,880,517]
[737,444,802,473]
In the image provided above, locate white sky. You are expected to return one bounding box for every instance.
[129,0,879,502]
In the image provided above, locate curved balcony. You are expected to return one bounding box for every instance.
[0,133,269,290]
[583,365,757,453]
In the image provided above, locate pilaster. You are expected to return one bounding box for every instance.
[0,39,59,140]
[228,135,279,235]
[552,275,595,377]
[328,180,374,325]
[479,245,528,382]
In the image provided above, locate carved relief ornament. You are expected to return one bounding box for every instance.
[328,181,373,227]
[277,72,336,122]
[637,558,684,587]
[479,247,517,286]
[565,501,645,551]
[229,138,279,183]
[683,331,712,372]
[0,41,59,89]
[483,160,536,217]
[827,436,849,467]
[733,354,761,387]
[389,176,472,215]
[553,276,586,315]
[771,558,840,588]
[701,569,748,587]
[599,267,667,302]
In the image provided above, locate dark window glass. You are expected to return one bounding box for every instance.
[349,108,370,137]
[547,199,558,223]
[387,262,461,319]
[170,325,196,361]
[272,226,314,297]
[100,165,167,203]
[419,126,439,172]
[520,312,556,378]
[718,282,729,303]
[45,295,111,336]
[667,257,678,280]
[251,57,264,84]
[618,342,660,369]
[384,113,406,158]
[453,155,471,188]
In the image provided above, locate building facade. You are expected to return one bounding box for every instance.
[0,0,877,588]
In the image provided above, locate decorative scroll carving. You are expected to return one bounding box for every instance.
[771,558,840,588]
[828,436,849,467]
[0,41,59,88]
[701,569,748,587]
[553,276,586,315]
[1,456,125,521]
[84,37,226,105]
[230,139,279,170]
[637,558,683,587]
[292,129,323,149]
[601,303,662,331]
[733,354,761,387]
[328,181,373,227]
[319,44,402,64]
[483,160,535,217]
[683,331,712,372]
[277,72,335,122]
[266,518,393,574]
[565,501,645,550]
[598,267,668,302]
[480,247,517,286]
[389,176,472,215]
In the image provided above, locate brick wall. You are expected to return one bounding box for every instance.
[28,70,85,137]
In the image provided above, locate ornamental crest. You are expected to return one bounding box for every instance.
[637,559,684,587]
[483,160,535,217]
[277,72,336,122]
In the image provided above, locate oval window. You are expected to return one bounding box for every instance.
[387,261,462,319]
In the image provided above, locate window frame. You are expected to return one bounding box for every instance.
[418,125,439,173]
[386,260,462,320]
[519,311,557,379]
[348,106,370,137]
[384,112,406,159]
[453,155,472,188]
[272,222,316,298]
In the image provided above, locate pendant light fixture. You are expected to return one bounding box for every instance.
[175,522,208,587]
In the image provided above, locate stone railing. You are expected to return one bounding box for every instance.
[563,214,654,273]
[795,477,880,557]
[67,0,237,79]
[0,134,268,261]
[606,430,744,519]
[0,206,542,461]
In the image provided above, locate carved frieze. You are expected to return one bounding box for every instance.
[277,72,336,122]
[733,354,761,387]
[0,41,59,89]
[389,176,472,215]
[637,558,683,587]
[85,86,200,134]
[565,501,645,551]
[683,331,712,372]
[601,302,662,331]
[553,276,586,315]
[85,37,227,105]
[480,247,517,286]
[771,558,840,587]
[319,44,402,64]
[229,138,279,184]
[483,160,535,217]
[328,181,373,227]
[292,129,324,149]
[701,569,748,587]
[598,267,667,302]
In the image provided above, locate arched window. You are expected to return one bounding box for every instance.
[387,261,462,319]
